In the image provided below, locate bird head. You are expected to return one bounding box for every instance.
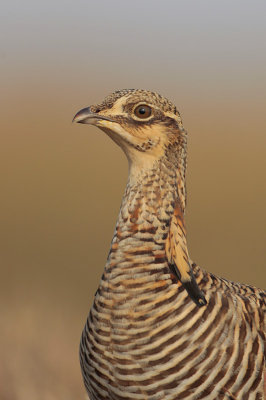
[73,89,187,173]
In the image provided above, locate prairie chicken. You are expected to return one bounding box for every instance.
[73,89,265,400]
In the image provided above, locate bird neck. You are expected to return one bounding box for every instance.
[127,155,186,213]
[107,158,186,264]
[103,156,207,307]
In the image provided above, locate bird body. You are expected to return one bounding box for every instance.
[73,89,265,399]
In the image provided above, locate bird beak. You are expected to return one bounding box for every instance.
[72,107,113,125]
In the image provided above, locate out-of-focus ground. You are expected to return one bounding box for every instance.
[0,298,84,400]
[1,1,266,399]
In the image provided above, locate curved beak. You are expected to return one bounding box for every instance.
[72,107,113,125]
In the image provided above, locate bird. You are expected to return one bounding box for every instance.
[73,89,265,400]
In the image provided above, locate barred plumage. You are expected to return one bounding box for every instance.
[73,89,265,400]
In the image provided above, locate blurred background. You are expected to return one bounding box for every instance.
[0,0,265,398]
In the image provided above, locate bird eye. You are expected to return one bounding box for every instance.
[134,105,152,119]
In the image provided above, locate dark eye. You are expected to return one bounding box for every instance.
[134,105,152,119]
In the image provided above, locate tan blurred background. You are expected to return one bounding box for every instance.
[0,0,265,398]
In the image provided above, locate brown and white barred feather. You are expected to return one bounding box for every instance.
[74,89,265,400]
[80,165,265,399]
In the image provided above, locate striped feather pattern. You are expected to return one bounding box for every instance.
[75,89,265,399]
[80,162,265,400]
